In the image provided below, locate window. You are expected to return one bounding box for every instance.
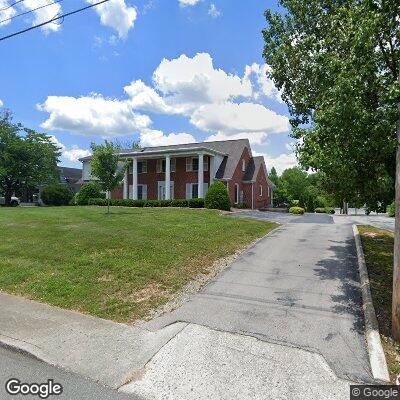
[138,161,147,174]
[186,183,209,199]
[267,186,270,197]
[157,158,176,173]
[242,159,246,172]
[259,185,263,197]
[129,184,147,200]
[186,156,208,172]
[234,183,239,204]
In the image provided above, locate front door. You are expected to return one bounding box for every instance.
[158,182,174,200]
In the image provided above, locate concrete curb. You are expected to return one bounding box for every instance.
[352,224,390,382]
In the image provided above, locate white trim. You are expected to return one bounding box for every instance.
[242,159,246,172]
[132,157,138,200]
[165,155,171,200]
[198,153,204,198]
[234,183,239,204]
[259,185,263,197]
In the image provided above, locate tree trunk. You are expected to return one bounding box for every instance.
[107,195,110,214]
[4,187,12,206]
[392,99,400,340]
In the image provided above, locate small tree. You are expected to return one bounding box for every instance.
[90,141,126,213]
[205,181,231,211]
[75,182,103,205]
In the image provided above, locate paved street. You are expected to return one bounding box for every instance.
[0,347,136,400]
[146,212,374,384]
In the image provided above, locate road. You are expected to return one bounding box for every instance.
[146,212,374,383]
[0,347,137,400]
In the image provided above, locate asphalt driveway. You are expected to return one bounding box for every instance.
[146,213,373,383]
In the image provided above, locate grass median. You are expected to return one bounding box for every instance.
[358,225,400,381]
[0,206,277,323]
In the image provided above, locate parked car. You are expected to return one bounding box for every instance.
[0,196,20,207]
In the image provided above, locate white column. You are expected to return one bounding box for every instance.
[209,155,215,184]
[198,153,204,198]
[123,168,128,199]
[165,155,171,200]
[132,157,138,200]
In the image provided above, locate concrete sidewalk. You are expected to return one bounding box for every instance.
[0,292,186,389]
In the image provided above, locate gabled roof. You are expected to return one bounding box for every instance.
[80,139,251,181]
[243,156,276,188]
[58,166,82,182]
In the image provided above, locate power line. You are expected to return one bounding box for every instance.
[0,0,64,25]
[0,0,112,42]
[0,0,26,12]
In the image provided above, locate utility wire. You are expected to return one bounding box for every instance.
[0,0,26,12]
[0,0,64,25]
[0,0,111,42]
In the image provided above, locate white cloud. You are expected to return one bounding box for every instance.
[0,98,3,107]
[38,94,151,137]
[87,0,137,38]
[139,129,196,147]
[124,80,181,114]
[244,63,283,103]
[191,102,289,138]
[0,0,16,26]
[255,151,297,174]
[208,4,221,18]
[49,135,66,151]
[178,0,201,6]
[63,146,91,163]
[153,53,252,111]
[21,0,63,33]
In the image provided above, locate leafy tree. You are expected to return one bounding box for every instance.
[90,141,126,213]
[0,112,60,205]
[262,0,400,337]
[75,182,103,205]
[269,166,279,186]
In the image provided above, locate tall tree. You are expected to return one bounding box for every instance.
[0,112,60,205]
[90,141,126,214]
[262,0,400,337]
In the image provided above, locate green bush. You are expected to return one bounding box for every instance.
[171,199,189,207]
[88,198,107,206]
[76,182,103,205]
[289,206,305,215]
[315,207,335,214]
[41,183,74,206]
[205,181,231,211]
[387,201,395,217]
[188,198,204,208]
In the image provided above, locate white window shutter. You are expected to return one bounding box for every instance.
[186,183,191,199]
[142,185,147,200]
[156,159,161,173]
[186,158,192,172]
[204,182,209,196]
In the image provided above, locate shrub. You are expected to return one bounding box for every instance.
[292,200,300,206]
[188,198,204,208]
[387,201,395,217]
[41,183,74,206]
[289,206,305,215]
[205,181,231,211]
[315,207,335,214]
[171,199,189,207]
[75,182,103,205]
[88,198,107,206]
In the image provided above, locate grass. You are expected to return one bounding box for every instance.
[0,206,277,323]
[358,225,400,381]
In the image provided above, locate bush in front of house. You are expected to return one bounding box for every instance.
[289,206,305,215]
[75,182,104,205]
[41,183,74,206]
[205,181,231,211]
[87,198,205,208]
[387,201,395,217]
[315,207,335,214]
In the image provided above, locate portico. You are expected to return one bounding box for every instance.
[121,147,224,201]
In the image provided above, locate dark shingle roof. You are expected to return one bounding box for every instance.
[58,167,82,182]
[243,156,276,187]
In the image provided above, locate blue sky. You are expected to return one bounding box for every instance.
[0,0,296,172]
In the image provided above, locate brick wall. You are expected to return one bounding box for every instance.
[254,165,271,209]
[228,147,252,206]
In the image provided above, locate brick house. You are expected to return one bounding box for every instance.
[80,139,275,209]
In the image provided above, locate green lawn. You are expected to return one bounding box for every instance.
[358,225,400,381]
[0,206,277,322]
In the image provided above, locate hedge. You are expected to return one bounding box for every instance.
[289,206,305,215]
[315,207,335,214]
[88,198,205,208]
[41,183,74,206]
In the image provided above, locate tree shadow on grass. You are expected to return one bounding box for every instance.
[313,237,365,335]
